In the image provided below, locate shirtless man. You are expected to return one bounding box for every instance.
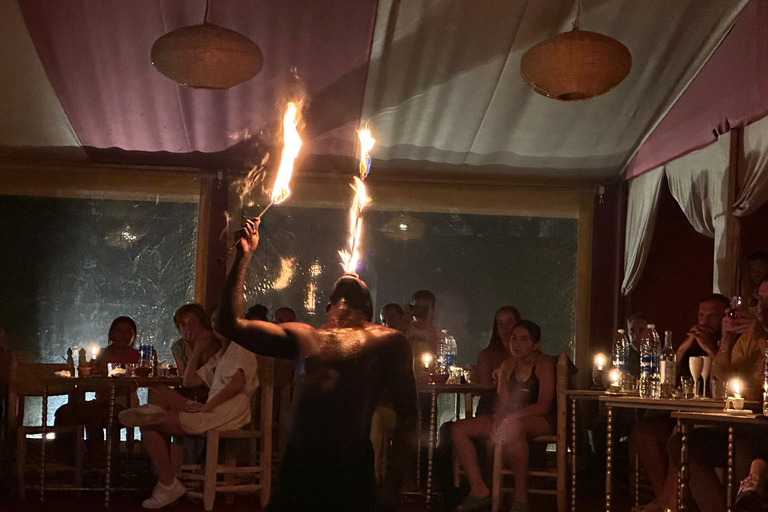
[217,218,419,512]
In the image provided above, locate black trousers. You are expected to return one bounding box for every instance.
[266,441,378,512]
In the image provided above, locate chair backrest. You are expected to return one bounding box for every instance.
[7,351,71,431]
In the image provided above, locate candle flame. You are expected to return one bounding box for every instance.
[422,352,432,368]
[594,353,605,370]
[609,369,620,383]
[270,102,302,205]
[731,378,741,397]
[358,127,375,179]
[91,345,100,357]
[340,126,375,273]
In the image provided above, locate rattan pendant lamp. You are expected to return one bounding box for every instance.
[520,1,631,101]
[151,0,263,89]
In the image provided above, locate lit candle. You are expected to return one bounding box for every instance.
[609,369,621,393]
[91,345,100,361]
[594,354,605,371]
[731,379,741,399]
[422,353,432,370]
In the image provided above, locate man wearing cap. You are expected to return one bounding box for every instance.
[217,218,419,512]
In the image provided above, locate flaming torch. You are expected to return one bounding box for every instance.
[259,101,302,217]
[233,101,302,247]
[339,126,375,273]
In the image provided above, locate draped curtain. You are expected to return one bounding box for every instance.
[664,133,730,293]
[737,116,768,217]
[622,167,664,296]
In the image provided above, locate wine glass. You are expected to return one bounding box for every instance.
[701,356,712,397]
[689,356,704,398]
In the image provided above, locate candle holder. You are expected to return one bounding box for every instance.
[725,396,744,411]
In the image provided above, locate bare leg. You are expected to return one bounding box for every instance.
[140,411,187,485]
[634,416,674,499]
[500,416,552,502]
[147,385,188,411]
[749,459,768,486]
[452,415,494,498]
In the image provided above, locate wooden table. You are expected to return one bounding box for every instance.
[41,375,183,506]
[416,382,494,504]
[599,395,759,512]
[672,410,768,512]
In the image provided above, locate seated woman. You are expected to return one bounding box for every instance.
[452,320,555,512]
[54,316,140,467]
[170,303,221,403]
[475,306,521,415]
[118,310,258,510]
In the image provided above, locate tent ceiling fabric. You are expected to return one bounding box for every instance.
[0,0,750,181]
[0,0,81,150]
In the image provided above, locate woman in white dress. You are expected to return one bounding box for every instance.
[119,310,258,509]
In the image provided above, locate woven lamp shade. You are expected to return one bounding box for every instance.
[521,29,631,101]
[151,23,263,89]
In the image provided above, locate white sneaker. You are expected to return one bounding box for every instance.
[118,404,166,427]
[141,478,186,509]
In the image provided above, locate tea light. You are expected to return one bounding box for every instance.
[726,378,744,410]
[730,379,742,399]
[609,369,621,393]
[90,345,100,362]
[422,353,432,370]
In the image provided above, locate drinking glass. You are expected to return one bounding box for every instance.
[711,378,726,400]
[689,356,704,398]
[700,357,712,397]
[681,376,695,398]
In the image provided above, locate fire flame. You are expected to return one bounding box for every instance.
[339,126,375,273]
[271,102,302,205]
[358,127,375,179]
[340,177,371,273]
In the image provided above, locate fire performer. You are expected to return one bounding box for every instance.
[217,218,419,512]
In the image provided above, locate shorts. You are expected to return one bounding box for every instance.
[178,393,251,435]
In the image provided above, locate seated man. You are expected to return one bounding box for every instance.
[663,284,768,512]
[632,294,729,512]
[119,316,258,509]
[170,304,221,403]
[722,278,768,511]
[216,218,419,512]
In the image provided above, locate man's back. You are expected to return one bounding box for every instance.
[288,325,413,451]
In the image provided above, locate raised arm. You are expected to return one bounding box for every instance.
[380,332,419,509]
[216,218,301,360]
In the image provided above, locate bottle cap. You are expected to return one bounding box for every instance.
[648,323,655,328]
[617,329,625,333]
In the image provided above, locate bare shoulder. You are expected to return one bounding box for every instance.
[536,352,556,375]
[367,323,408,343]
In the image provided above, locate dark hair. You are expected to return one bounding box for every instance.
[380,303,404,317]
[330,274,373,321]
[109,316,137,338]
[512,320,541,344]
[275,307,296,318]
[411,290,436,307]
[700,294,730,310]
[245,304,269,321]
[748,251,768,262]
[173,303,210,330]
[487,306,521,352]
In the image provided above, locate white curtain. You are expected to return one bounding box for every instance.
[664,133,730,292]
[737,116,768,217]
[622,167,664,296]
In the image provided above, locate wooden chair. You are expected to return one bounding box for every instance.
[491,351,568,512]
[175,355,276,510]
[8,351,85,499]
